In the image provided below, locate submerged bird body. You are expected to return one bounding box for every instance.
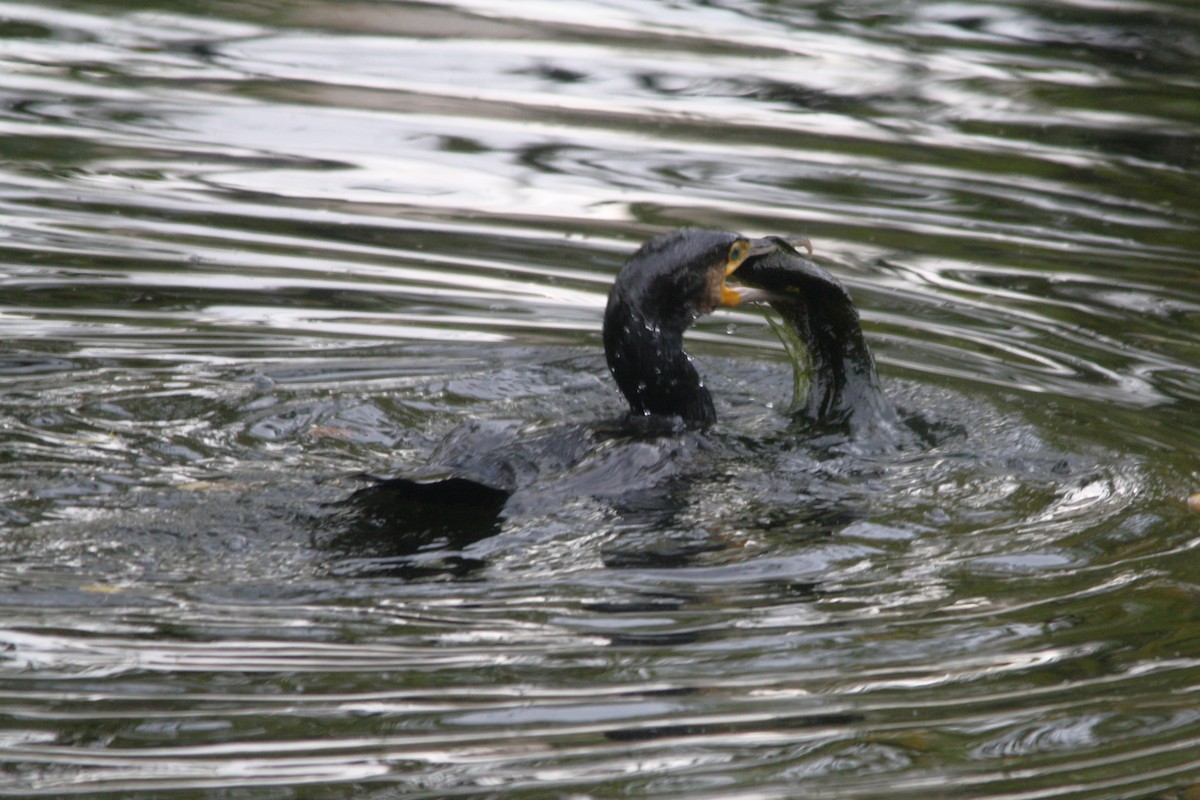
[348,228,893,527]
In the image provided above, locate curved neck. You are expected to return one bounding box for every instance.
[603,305,716,430]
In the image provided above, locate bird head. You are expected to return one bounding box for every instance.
[603,229,779,428]
[607,229,779,332]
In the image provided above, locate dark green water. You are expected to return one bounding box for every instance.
[1,1,1199,797]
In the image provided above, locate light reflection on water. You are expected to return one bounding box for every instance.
[2,0,1200,798]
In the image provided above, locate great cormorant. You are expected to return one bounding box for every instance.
[344,229,892,526]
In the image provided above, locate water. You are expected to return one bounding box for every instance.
[1,0,1199,797]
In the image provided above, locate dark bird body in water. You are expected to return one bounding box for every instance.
[341,229,896,540]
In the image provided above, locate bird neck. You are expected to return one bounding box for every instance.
[603,304,716,430]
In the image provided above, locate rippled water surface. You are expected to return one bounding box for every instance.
[2,1,1200,797]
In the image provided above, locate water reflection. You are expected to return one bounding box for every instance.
[2,0,1200,798]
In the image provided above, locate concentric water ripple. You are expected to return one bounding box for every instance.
[2,1,1199,798]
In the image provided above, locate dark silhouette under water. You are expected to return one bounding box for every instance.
[337,229,896,543]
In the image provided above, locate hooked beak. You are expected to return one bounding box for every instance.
[719,235,813,306]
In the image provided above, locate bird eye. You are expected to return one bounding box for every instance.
[729,241,746,263]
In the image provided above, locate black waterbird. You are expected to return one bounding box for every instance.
[346,229,894,527]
